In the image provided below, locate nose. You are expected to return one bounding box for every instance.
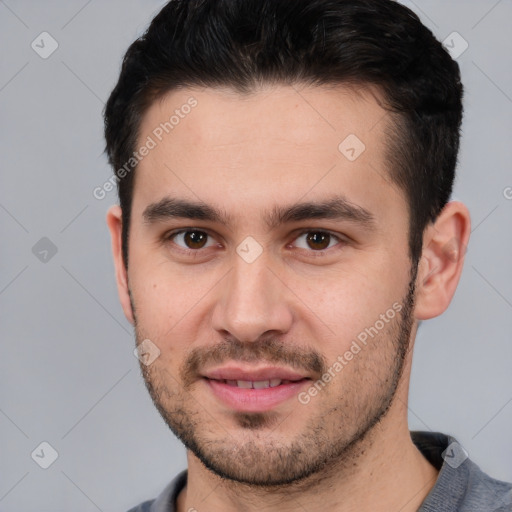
[211,252,293,343]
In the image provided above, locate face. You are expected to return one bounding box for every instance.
[122,84,418,485]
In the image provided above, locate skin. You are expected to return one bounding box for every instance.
[107,84,471,512]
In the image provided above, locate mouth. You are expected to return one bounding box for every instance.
[202,366,312,412]
[206,378,307,389]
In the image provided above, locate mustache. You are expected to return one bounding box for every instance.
[180,337,328,389]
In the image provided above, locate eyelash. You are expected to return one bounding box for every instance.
[163,228,346,257]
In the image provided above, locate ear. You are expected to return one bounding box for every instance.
[414,201,471,320]
[106,205,135,325]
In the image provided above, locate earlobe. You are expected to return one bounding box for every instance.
[106,205,135,325]
[414,201,471,320]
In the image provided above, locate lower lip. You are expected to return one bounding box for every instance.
[205,378,310,412]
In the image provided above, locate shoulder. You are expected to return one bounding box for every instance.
[125,470,188,512]
[126,500,155,512]
[463,464,512,511]
[412,431,512,512]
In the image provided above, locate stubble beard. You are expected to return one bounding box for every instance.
[132,265,417,487]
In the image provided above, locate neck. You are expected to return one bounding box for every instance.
[176,401,439,512]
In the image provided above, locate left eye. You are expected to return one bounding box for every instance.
[292,231,342,251]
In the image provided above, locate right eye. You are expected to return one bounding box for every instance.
[165,229,220,254]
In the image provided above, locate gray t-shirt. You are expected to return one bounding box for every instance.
[127,431,512,511]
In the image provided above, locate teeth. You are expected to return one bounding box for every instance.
[223,379,285,388]
[236,380,253,389]
[252,380,270,389]
[218,379,288,388]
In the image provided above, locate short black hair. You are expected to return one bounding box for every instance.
[104,0,463,270]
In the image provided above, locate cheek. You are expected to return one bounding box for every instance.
[132,268,223,377]
[129,269,174,334]
[128,223,196,323]
[294,266,404,355]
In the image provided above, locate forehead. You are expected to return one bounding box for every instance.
[132,84,406,232]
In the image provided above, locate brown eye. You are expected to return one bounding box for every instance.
[168,230,214,251]
[305,231,331,250]
[183,230,207,249]
[292,230,343,253]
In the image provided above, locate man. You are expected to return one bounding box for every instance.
[103,0,512,511]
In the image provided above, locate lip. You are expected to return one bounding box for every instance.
[202,365,311,412]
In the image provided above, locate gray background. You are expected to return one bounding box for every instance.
[0,1,511,510]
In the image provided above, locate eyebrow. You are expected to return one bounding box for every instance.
[142,195,376,231]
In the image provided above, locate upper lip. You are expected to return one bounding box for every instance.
[203,366,310,382]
